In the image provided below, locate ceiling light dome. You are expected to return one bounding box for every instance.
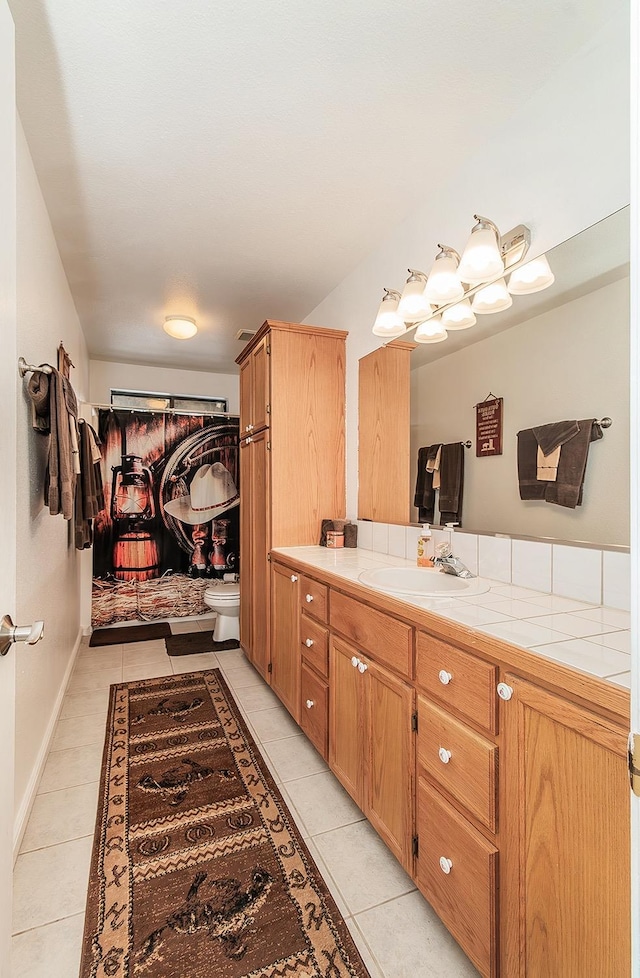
[441,299,476,331]
[424,246,464,306]
[458,216,504,284]
[372,289,405,337]
[507,254,555,294]
[164,316,198,340]
[398,270,430,322]
[414,316,448,344]
[471,278,513,315]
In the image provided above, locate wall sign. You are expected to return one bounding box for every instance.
[475,395,503,457]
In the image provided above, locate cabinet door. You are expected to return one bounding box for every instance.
[366,660,414,871]
[244,430,270,681]
[251,336,270,433]
[239,355,253,437]
[239,437,252,659]
[329,638,366,807]
[501,675,630,978]
[270,562,300,722]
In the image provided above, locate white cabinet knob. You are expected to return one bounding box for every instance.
[248,423,254,431]
[439,856,453,875]
[290,575,298,582]
[306,699,314,709]
[246,436,252,444]
[497,682,513,701]
[305,638,314,647]
[305,593,314,603]
[438,747,452,765]
[358,661,368,673]
[244,424,250,432]
[351,656,360,668]
[438,669,452,685]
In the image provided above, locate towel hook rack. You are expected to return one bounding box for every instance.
[18,358,53,378]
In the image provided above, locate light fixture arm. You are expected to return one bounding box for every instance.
[472,214,500,238]
[382,288,402,301]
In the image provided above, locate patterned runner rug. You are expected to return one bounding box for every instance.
[80,669,370,978]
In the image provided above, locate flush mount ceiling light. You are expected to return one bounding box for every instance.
[163,316,198,340]
[371,214,554,347]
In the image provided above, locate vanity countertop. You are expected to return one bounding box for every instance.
[272,545,631,690]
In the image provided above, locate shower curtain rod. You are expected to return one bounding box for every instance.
[86,402,239,420]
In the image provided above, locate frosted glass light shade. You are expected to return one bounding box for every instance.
[507,254,555,294]
[458,226,504,284]
[164,316,198,339]
[398,276,430,321]
[471,278,513,315]
[424,253,464,305]
[414,316,448,344]
[372,293,405,337]
[441,300,476,331]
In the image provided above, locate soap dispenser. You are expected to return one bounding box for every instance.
[417,524,433,567]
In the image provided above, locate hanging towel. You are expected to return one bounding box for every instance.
[414,445,439,523]
[517,429,549,500]
[428,444,442,489]
[532,419,580,456]
[74,422,106,549]
[44,368,76,520]
[26,368,52,434]
[544,419,602,509]
[438,442,464,524]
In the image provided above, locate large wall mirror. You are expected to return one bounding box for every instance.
[410,207,629,547]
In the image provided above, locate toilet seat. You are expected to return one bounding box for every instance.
[204,583,240,602]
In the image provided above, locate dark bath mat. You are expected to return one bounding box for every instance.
[89,622,172,646]
[165,630,240,656]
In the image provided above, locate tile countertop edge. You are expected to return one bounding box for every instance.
[271,546,630,723]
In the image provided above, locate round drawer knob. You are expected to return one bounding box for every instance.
[357,661,368,673]
[497,682,514,701]
[290,575,298,583]
[246,436,252,444]
[248,424,254,431]
[438,669,452,685]
[438,747,452,764]
[439,856,453,875]
[305,638,314,647]
[306,699,314,709]
[351,656,360,668]
[305,593,314,603]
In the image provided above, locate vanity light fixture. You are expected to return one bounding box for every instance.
[457,216,505,284]
[414,316,448,344]
[471,278,513,315]
[398,271,431,322]
[372,289,405,337]
[507,254,555,294]
[441,299,476,330]
[424,246,465,305]
[164,316,198,340]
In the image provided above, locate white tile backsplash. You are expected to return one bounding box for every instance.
[511,539,552,593]
[387,524,407,559]
[478,535,511,583]
[602,551,630,611]
[431,528,451,557]
[372,522,389,555]
[552,544,602,605]
[450,532,478,576]
[357,521,373,551]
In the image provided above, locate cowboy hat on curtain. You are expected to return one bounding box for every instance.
[163,462,239,525]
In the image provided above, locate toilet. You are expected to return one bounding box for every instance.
[203,580,241,642]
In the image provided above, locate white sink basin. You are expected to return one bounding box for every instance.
[358,566,491,598]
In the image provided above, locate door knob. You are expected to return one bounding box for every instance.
[0,614,45,657]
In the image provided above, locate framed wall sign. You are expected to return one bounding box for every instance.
[476,394,503,457]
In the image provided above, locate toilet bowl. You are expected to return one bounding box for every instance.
[203,581,240,642]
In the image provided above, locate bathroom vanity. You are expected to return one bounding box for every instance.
[266,546,630,978]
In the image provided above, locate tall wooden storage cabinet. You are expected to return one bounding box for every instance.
[236,320,347,681]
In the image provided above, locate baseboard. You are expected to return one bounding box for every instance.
[12,626,84,862]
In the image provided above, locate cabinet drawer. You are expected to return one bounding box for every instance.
[417,778,497,978]
[330,591,412,678]
[299,576,328,623]
[417,697,497,832]
[300,663,328,759]
[300,613,328,677]
[416,632,497,734]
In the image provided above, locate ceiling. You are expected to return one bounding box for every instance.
[9,0,624,373]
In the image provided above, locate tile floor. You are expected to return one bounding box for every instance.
[12,615,479,978]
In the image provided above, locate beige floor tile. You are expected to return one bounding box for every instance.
[60,688,111,719]
[304,838,352,923]
[67,665,122,693]
[170,652,220,673]
[38,743,104,794]
[220,666,264,689]
[233,683,282,714]
[284,771,365,836]
[123,645,171,667]
[122,662,173,682]
[249,706,302,744]
[20,783,100,853]
[196,614,217,631]
[354,889,481,977]
[75,648,123,670]
[344,918,385,978]
[12,912,85,978]
[78,642,123,656]
[263,735,327,783]
[314,820,415,915]
[214,648,249,667]
[122,638,168,653]
[13,837,93,933]
[50,713,108,752]
[170,618,208,634]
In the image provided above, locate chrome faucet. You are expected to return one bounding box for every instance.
[433,548,475,579]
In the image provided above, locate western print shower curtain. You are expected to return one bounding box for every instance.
[92,409,239,627]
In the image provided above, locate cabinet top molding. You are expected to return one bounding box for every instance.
[236,320,349,364]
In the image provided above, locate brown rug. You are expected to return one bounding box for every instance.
[90,622,172,647]
[165,631,240,656]
[80,669,369,977]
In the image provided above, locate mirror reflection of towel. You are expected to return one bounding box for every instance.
[517,419,602,508]
[439,443,464,524]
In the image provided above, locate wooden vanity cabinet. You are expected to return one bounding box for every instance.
[500,674,630,978]
[239,427,270,680]
[270,562,300,722]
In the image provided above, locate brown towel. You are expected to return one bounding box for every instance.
[74,422,106,549]
[532,419,580,456]
[544,419,602,509]
[439,442,464,524]
[517,429,548,500]
[344,523,358,548]
[414,445,439,522]
[26,368,52,434]
[536,444,562,481]
[44,368,76,520]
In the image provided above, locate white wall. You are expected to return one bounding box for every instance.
[410,276,630,546]
[302,11,630,520]
[14,120,89,838]
[90,359,239,414]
